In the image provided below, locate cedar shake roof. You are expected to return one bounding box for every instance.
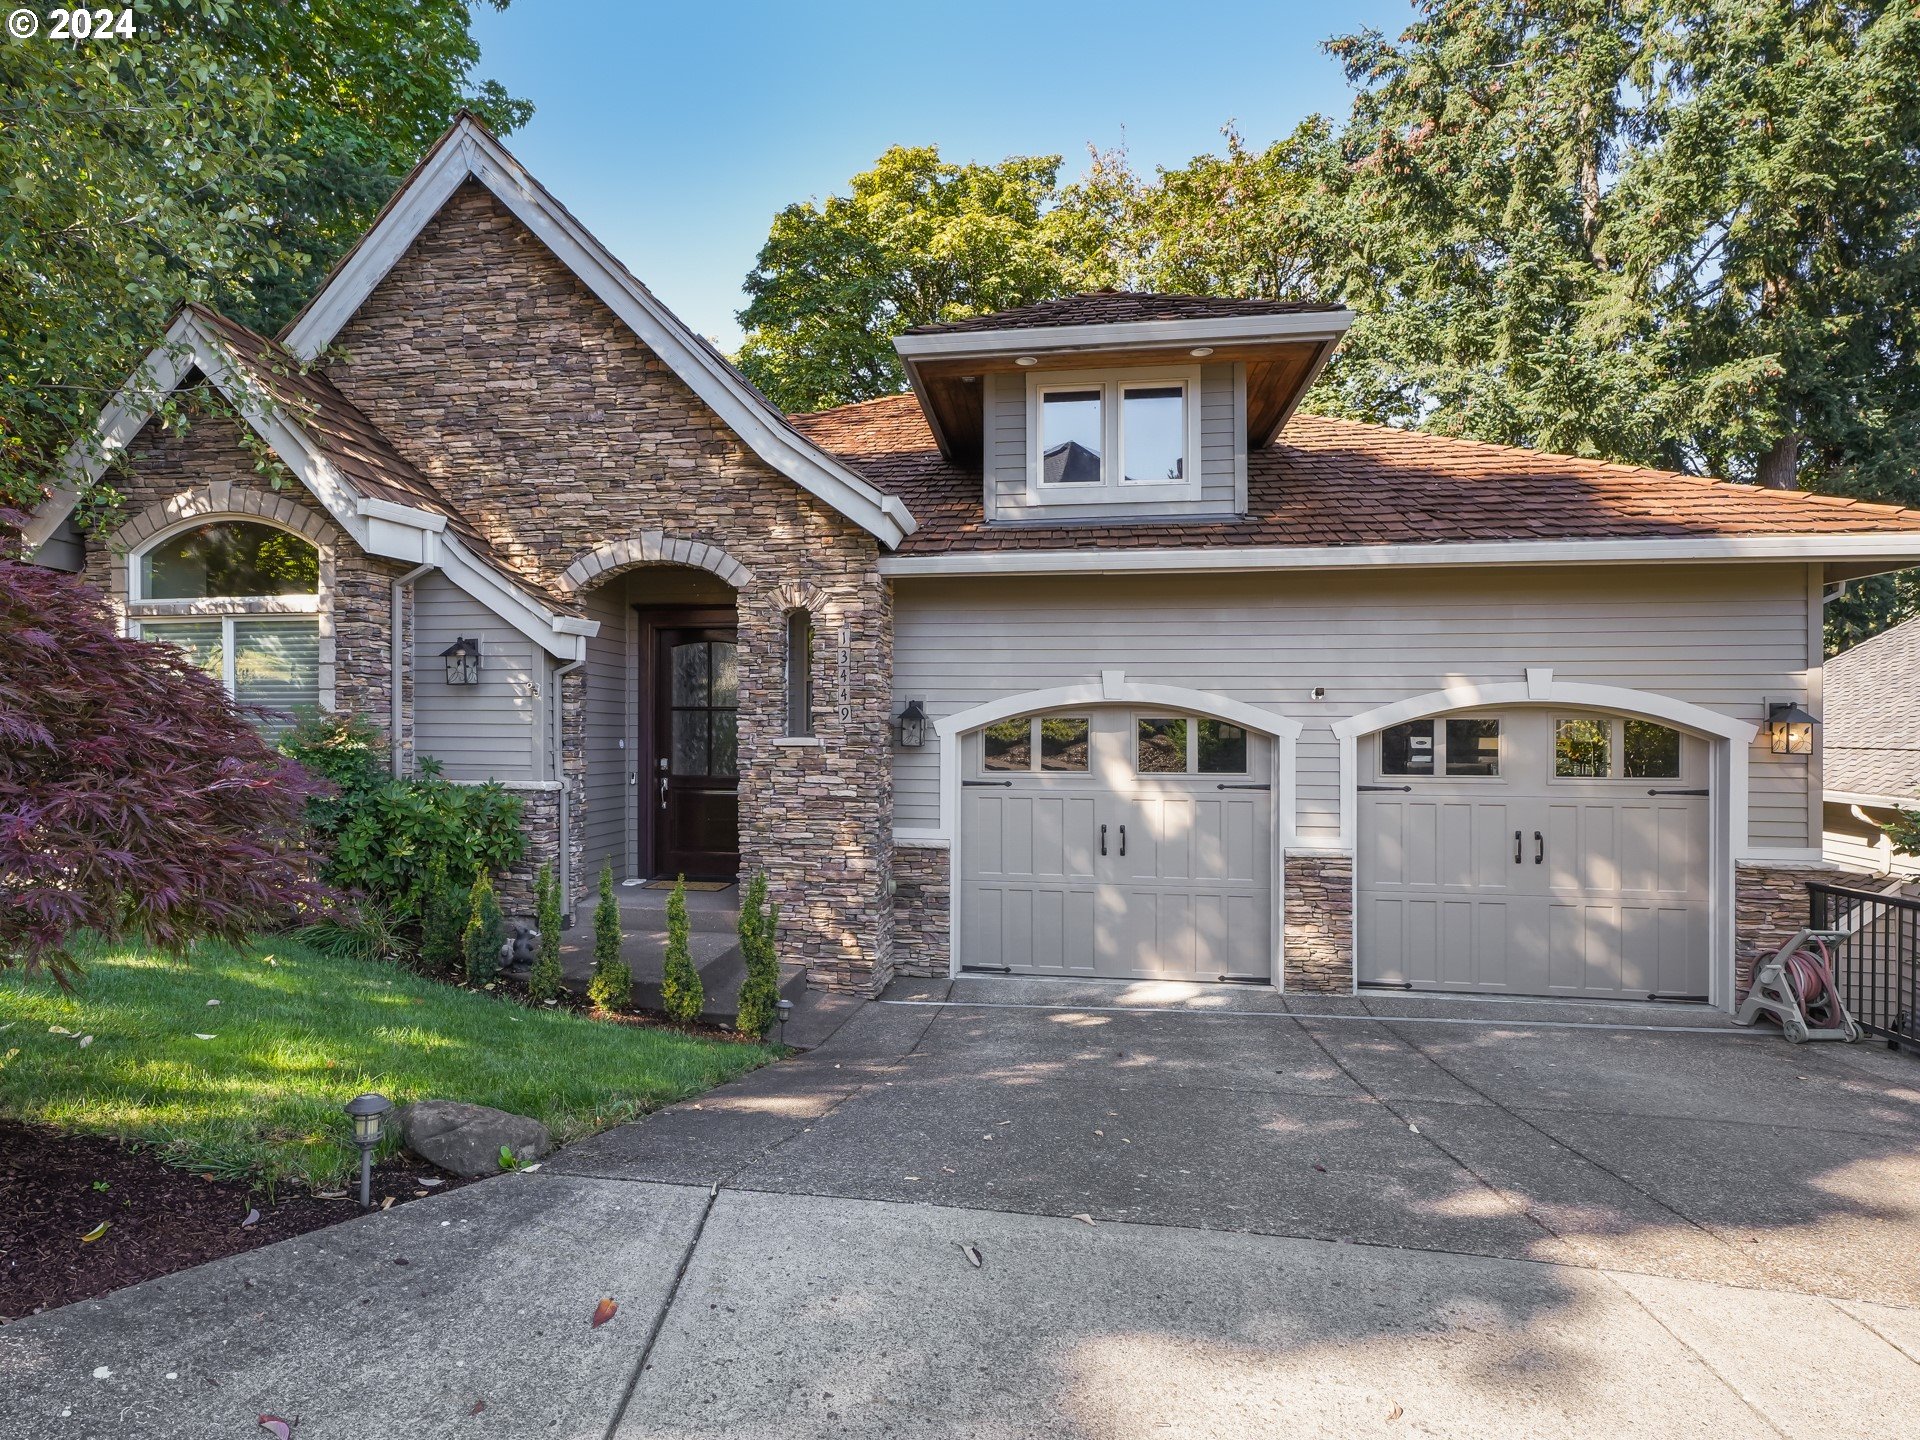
[186,305,574,609]
[902,292,1345,335]
[1824,618,1920,801]
[788,391,1920,556]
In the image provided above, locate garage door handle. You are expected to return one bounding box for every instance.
[1119,824,1127,856]
[1514,830,1523,864]
[1100,823,1107,856]
[1534,831,1544,864]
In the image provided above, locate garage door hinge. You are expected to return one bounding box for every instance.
[963,780,1014,788]
[1215,782,1271,791]
[1358,784,1413,793]
[1647,788,1708,796]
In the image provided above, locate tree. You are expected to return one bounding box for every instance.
[735,146,1097,411]
[1,0,529,520]
[526,862,565,1004]
[586,862,630,1012]
[659,875,702,1025]
[461,872,503,986]
[733,872,781,1039]
[0,552,324,979]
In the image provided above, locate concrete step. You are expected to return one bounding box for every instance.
[614,880,741,936]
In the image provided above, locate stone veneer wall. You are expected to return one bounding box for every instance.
[81,403,403,738]
[1283,851,1354,992]
[891,842,952,978]
[1734,860,1838,997]
[324,179,896,993]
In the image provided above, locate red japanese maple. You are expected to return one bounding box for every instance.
[0,548,326,979]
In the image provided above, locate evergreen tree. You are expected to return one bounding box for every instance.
[418,854,465,973]
[660,875,703,1025]
[526,863,566,1004]
[461,873,504,987]
[586,862,631,1012]
[733,873,781,1039]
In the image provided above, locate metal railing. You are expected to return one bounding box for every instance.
[1808,880,1920,1054]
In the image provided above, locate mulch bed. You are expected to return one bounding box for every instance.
[0,1120,475,1322]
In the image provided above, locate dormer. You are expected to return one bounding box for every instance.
[893,293,1353,523]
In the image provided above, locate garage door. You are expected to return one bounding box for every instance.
[1357,710,1710,1000]
[961,709,1273,980]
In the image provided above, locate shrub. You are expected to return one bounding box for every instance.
[660,875,703,1025]
[526,863,565,1003]
[0,552,325,980]
[734,873,781,1038]
[586,862,631,1011]
[280,712,525,924]
[462,873,504,986]
[294,901,407,965]
[418,856,465,973]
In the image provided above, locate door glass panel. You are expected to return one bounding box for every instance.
[233,619,319,735]
[1121,385,1185,483]
[983,718,1031,771]
[671,710,709,776]
[671,642,709,706]
[1446,718,1501,777]
[1040,390,1103,485]
[1554,716,1611,777]
[1137,717,1189,773]
[710,642,738,708]
[1039,717,1089,771]
[1381,719,1435,775]
[1197,719,1247,773]
[139,619,225,682]
[711,708,738,778]
[1624,719,1681,778]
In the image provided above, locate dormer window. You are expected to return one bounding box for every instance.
[1029,368,1200,505]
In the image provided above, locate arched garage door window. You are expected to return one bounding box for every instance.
[130,520,322,736]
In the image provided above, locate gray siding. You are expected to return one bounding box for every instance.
[411,571,540,782]
[986,363,1242,522]
[580,583,633,880]
[31,514,85,572]
[891,564,1818,850]
[1823,800,1920,879]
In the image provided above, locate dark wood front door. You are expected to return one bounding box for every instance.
[652,626,740,880]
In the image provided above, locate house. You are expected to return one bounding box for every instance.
[1821,618,1920,879]
[25,115,1920,1009]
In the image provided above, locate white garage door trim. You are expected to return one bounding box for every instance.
[1332,672,1756,1010]
[930,675,1301,987]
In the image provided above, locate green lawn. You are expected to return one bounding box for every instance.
[0,937,772,1190]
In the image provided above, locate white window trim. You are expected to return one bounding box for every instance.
[128,519,323,607]
[1026,366,1203,507]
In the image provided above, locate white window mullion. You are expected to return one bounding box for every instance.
[222,616,238,696]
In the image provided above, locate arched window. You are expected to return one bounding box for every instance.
[130,520,322,735]
[784,608,814,738]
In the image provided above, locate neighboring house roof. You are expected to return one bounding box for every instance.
[790,393,1920,573]
[902,292,1346,334]
[275,113,913,548]
[1824,617,1920,804]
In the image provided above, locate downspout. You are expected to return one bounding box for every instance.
[553,648,585,923]
[390,561,436,778]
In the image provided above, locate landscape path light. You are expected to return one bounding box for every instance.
[344,1092,392,1209]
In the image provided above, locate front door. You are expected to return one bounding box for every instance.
[652,627,739,880]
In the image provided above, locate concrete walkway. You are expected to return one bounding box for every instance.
[6,977,1920,1438]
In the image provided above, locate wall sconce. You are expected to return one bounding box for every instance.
[1766,701,1817,755]
[440,637,481,685]
[895,699,928,749]
[344,1092,392,1208]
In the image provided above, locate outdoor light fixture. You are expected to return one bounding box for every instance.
[1766,701,1818,755]
[1189,346,1215,357]
[775,998,793,1046]
[440,636,481,685]
[895,699,928,749]
[344,1092,392,1208]
[1014,355,1038,367]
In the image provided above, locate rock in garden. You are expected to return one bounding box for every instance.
[395,1101,552,1176]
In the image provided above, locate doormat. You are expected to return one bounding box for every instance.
[641,878,733,891]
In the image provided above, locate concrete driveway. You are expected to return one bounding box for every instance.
[6,977,1920,1438]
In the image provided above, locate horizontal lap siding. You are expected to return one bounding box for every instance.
[580,585,630,880]
[891,565,1816,848]
[411,572,539,782]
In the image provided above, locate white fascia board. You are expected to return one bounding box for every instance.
[878,533,1920,579]
[280,121,914,549]
[356,496,448,531]
[892,309,1355,362]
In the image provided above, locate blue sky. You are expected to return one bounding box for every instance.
[468,1,1415,350]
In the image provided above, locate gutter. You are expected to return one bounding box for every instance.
[390,560,437,777]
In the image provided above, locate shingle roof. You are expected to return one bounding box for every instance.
[901,291,1344,335]
[788,392,1920,556]
[1824,618,1920,801]
[187,305,576,611]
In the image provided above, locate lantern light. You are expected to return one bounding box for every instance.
[1766,701,1818,755]
[895,699,928,750]
[440,637,481,685]
[344,1093,393,1208]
